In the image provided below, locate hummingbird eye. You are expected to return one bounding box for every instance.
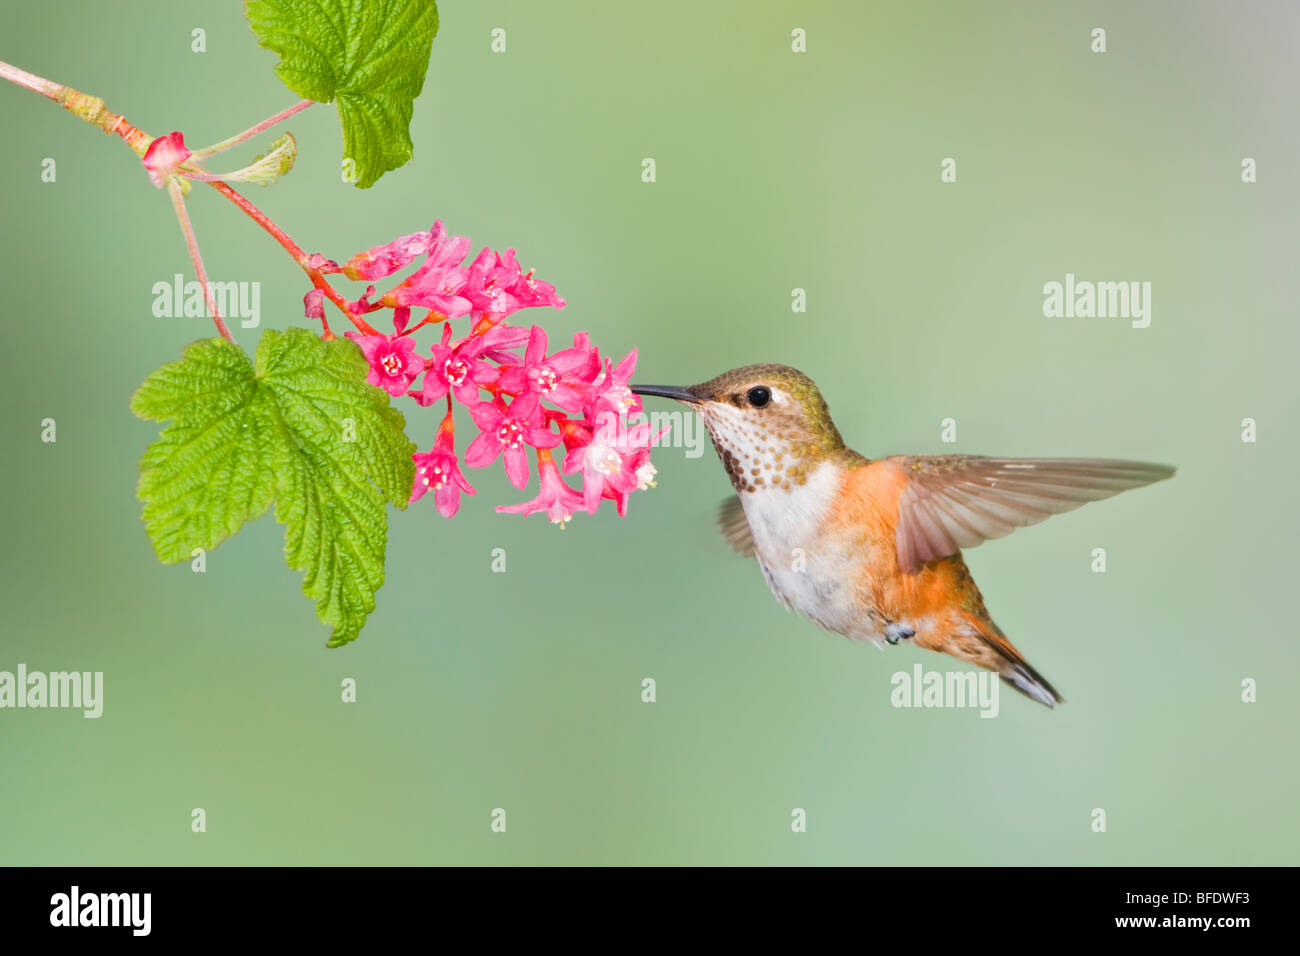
[746,386,772,408]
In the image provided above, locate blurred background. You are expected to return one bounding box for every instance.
[1,0,1296,865]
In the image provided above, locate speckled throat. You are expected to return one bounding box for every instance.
[634,363,861,494]
[695,393,847,495]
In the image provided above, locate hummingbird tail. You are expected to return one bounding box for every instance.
[999,658,1064,709]
[967,615,1065,708]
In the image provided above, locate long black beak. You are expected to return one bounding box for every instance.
[630,384,700,404]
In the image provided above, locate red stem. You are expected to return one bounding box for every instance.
[167,180,236,343]
[208,181,379,335]
[189,99,314,159]
[0,60,150,151]
[0,59,60,99]
[0,59,341,341]
[398,310,445,337]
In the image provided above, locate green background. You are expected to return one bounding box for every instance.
[2,0,1296,865]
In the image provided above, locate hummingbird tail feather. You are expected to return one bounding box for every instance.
[999,659,1064,709]
[967,615,1064,709]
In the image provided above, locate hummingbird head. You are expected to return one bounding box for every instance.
[633,364,846,493]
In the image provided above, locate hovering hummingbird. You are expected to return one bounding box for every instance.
[632,365,1174,708]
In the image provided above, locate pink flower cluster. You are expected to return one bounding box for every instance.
[308,221,665,526]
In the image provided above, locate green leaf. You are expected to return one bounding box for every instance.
[255,328,415,508]
[225,132,298,187]
[245,0,440,188]
[132,329,417,646]
[131,338,280,564]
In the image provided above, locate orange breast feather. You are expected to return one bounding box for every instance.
[826,459,975,628]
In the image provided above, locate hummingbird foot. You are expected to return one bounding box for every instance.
[884,623,916,645]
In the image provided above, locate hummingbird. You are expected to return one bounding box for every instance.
[632,365,1175,708]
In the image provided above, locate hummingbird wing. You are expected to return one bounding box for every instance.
[886,456,1175,574]
[718,496,756,557]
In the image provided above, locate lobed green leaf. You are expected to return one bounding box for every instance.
[245,0,440,188]
[132,328,417,645]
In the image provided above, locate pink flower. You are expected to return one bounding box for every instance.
[563,409,665,515]
[410,416,475,517]
[306,253,342,274]
[499,249,566,310]
[475,321,530,365]
[294,216,653,524]
[344,230,436,281]
[345,331,423,397]
[142,132,191,188]
[344,284,380,315]
[418,324,498,406]
[464,393,560,488]
[384,221,473,317]
[496,449,586,527]
[609,443,660,516]
[586,349,641,418]
[461,247,522,317]
[497,326,600,412]
[303,288,325,321]
[391,306,414,334]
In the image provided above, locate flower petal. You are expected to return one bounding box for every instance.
[504,445,529,488]
[464,431,501,467]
